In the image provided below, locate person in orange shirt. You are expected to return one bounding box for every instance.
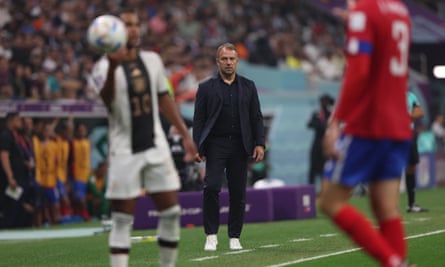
[55,119,74,218]
[70,122,91,221]
[34,121,60,224]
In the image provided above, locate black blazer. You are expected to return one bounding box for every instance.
[193,74,265,156]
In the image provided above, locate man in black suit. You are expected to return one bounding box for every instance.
[193,43,265,251]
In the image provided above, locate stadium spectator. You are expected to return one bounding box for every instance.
[70,122,91,221]
[0,0,347,104]
[170,53,215,103]
[87,161,109,220]
[319,0,414,266]
[10,64,32,100]
[193,43,265,251]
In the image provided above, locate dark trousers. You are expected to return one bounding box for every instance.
[203,135,248,238]
[406,135,419,207]
[308,142,325,185]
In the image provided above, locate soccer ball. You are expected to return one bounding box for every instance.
[87,15,127,54]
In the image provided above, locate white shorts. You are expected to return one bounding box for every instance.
[105,149,180,199]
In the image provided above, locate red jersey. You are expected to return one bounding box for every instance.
[332,0,412,140]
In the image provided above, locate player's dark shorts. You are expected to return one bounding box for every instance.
[408,135,419,165]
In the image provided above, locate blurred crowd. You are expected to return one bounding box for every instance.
[0,0,347,104]
[0,113,109,229]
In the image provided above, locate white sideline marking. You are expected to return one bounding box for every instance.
[412,217,430,222]
[191,256,219,262]
[320,233,338,237]
[260,244,280,248]
[405,229,445,239]
[290,238,312,242]
[225,249,254,255]
[267,248,361,267]
[266,229,445,267]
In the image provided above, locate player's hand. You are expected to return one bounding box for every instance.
[182,136,198,163]
[107,46,127,67]
[323,120,340,160]
[195,153,206,163]
[252,146,264,162]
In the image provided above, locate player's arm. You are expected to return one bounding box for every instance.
[0,150,16,189]
[332,54,370,122]
[98,48,127,109]
[331,9,372,123]
[158,93,197,162]
[411,104,424,121]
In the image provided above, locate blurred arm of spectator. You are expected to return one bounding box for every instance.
[432,115,445,146]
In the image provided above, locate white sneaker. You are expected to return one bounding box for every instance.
[229,238,243,250]
[204,235,218,251]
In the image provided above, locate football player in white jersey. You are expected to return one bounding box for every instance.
[91,9,197,267]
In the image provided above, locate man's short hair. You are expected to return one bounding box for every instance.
[216,43,238,59]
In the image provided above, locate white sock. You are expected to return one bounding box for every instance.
[110,254,129,267]
[159,247,178,267]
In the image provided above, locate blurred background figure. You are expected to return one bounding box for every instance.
[87,161,109,220]
[307,94,334,193]
[70,122,91,221]
[34,120,60,225]
[431,114,445,150]
[0,112,34,228]
[55,119,74,221]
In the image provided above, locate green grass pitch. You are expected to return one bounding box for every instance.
[1,188,444,267]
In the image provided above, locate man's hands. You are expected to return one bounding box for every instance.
[252,145,264,162]
[182,136,198,163]
[195,153,206,163]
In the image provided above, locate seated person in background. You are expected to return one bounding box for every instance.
[87,161,109,219]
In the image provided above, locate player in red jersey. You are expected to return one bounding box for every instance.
[320,1,414,266]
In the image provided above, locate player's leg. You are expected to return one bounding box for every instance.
[371,139,413,262]
[57,180,72,217]
[143,157,181,266]
[320,181,402,267]
[48,187,61,224]
[405,138,417,211]
[320,137,402,267]
[109,199,136,267]
[106,154,144,267]
[369,180,406,259]
[150,191,180,267]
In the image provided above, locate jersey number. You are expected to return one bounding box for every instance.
[390,20,409,77]
[131,93,151,117]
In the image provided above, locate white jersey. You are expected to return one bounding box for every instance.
[91,50,180,197]
[91,51,170,162]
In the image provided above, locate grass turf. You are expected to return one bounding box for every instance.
[0,188,444,267]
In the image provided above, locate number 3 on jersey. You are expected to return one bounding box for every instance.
[390,20,409,77]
